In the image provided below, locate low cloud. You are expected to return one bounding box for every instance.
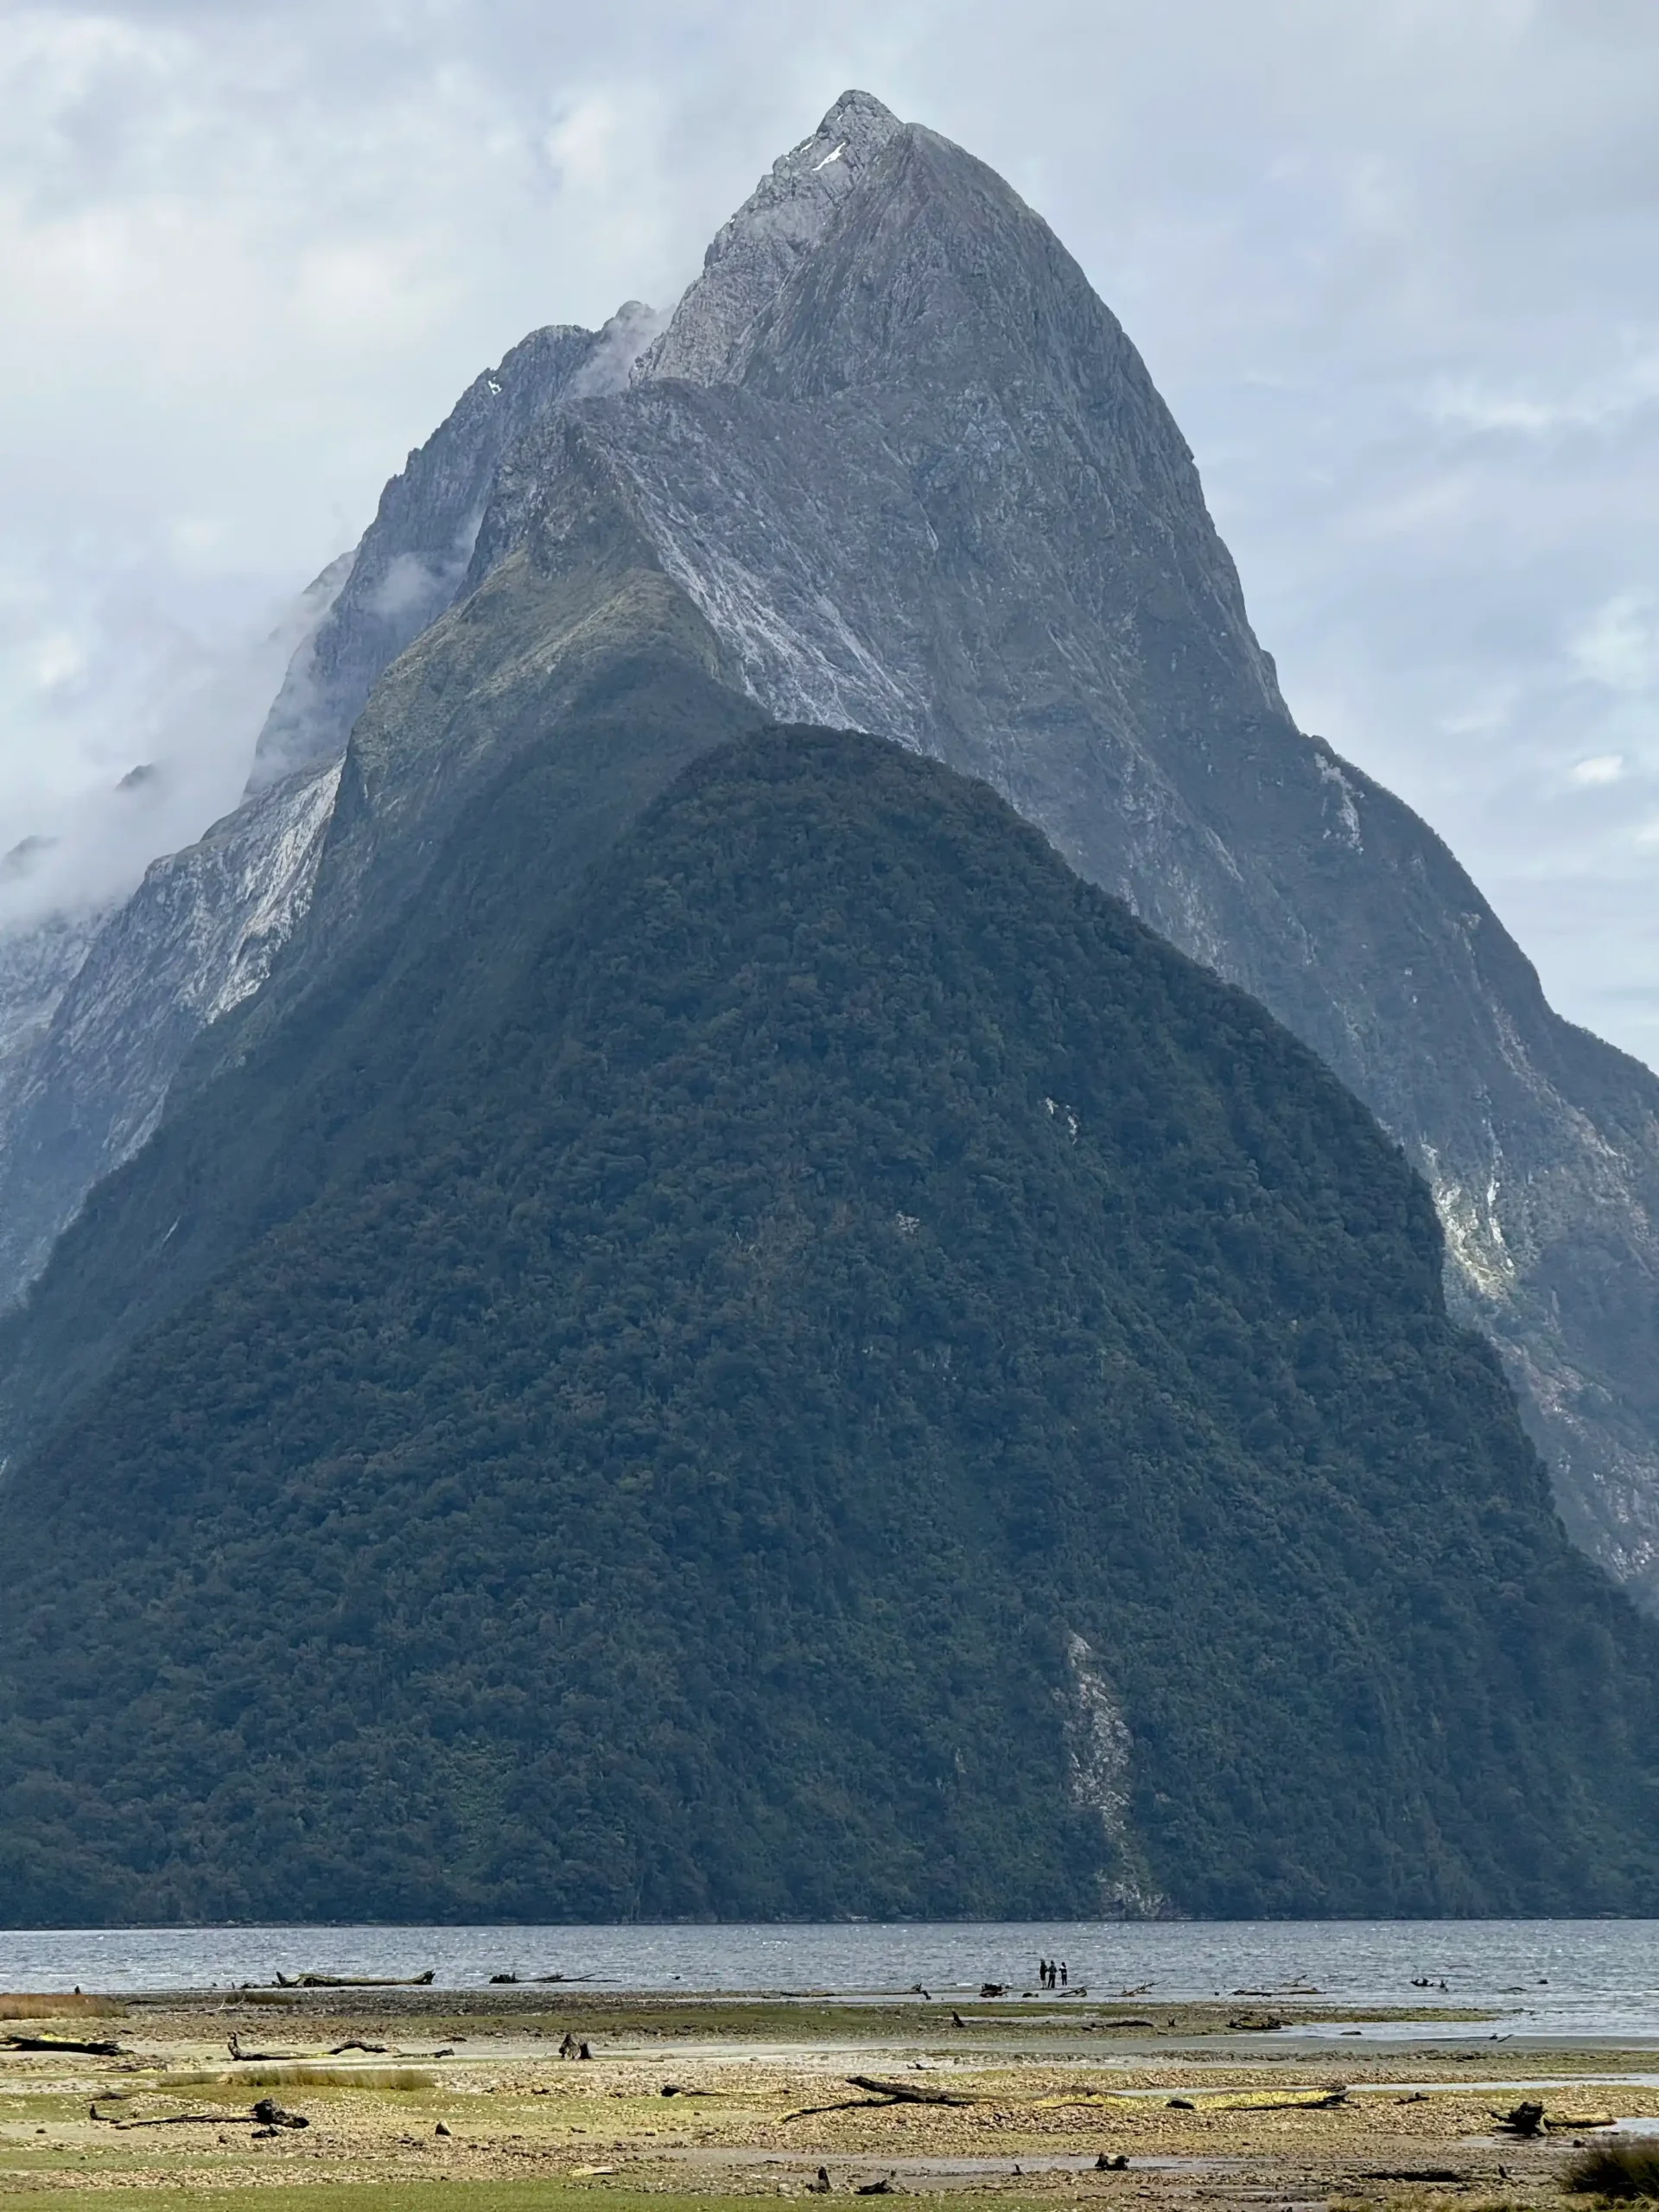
[0,556,337,933]
[1571,593,1659,695]
[1572,754,1627,786]
[366,550,454,623]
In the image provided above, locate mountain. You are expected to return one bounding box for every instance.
[3,95,1654,1599]
[3,718,1656,1926]
[4,93,1659,1921]
[0,305,661,1318]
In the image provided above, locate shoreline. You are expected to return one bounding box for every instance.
[5,1986,1656,2209]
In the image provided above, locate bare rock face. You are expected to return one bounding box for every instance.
[0,305,660,1313]
[633,91,900,387]
[0,912,105,1129]
[249,302,662,791]
[474,101,1659,1599]
[0,762,342,1304]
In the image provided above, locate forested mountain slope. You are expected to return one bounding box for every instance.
[0,594,753,1470]
[2,722,1656,1925]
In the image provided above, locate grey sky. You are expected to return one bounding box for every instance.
[3,0,1657,1062]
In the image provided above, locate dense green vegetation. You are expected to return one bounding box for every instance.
[0,620,765,1475]
[3,720,1658,1924]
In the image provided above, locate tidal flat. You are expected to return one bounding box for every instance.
[3,1985,1656,2212]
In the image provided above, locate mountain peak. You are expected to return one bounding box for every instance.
[634,90,903,387]
[736,121,1132,409]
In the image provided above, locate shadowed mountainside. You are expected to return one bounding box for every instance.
[3,719,1656,1924]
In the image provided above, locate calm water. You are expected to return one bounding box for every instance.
[2,1921,1658,2040]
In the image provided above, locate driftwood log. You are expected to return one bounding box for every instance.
[1166,2088,1346,2113]
[274,1970,434,1988]
[786,2075,974,2121]
[1363,2171,1465,2183]
[228,2034,302,2061]
[1494,2102,1547,2138]
[90,2099,307,2131]
[5,2034,124,2056]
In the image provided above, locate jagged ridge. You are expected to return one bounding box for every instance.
[0,302,662,1319]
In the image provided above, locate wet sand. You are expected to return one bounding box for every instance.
[3,1984,1654,2210]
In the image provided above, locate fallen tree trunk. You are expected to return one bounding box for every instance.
[786,2075,975,2120]
[846,2076,972,2107]
[92,2107,255,2129]
[5,2034,125,2056]
[91,2097,308,2131]
[274,1970,435,1988]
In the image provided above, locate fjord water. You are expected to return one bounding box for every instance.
[3,1922,1657,2041]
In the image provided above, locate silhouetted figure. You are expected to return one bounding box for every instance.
[1061,1961,1069,1987]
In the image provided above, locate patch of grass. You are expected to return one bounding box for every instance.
[1564,2142,1659,2198]
[0,1992,126,2018]
[235,2063,435,2091]
[158,2064,435,2092]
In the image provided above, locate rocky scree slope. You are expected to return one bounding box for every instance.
[0,307,658,1317]
[463,94,1659,1601]
[4,726,1656,1926]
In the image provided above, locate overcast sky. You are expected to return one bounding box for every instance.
[3,0,1657,1062]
